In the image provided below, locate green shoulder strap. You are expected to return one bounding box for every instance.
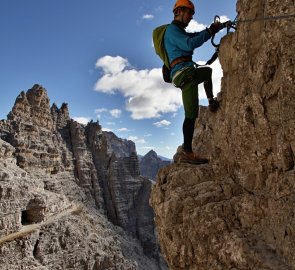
[152,24,170,69]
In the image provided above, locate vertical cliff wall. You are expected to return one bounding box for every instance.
[151,0,295,269]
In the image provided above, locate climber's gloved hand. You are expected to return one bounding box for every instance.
[208,22,222,36]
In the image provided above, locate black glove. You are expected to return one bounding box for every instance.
[209,22,222,36]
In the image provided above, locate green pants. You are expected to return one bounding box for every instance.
[173,66,212,119]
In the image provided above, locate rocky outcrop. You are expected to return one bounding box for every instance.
[0,142,157,269]
[139,150,171,180]
[0,84,167,269]
[151,0,295,269]
[103,131,136,158]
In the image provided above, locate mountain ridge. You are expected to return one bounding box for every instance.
[0,84,167,270]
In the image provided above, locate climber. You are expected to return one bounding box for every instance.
[159,0,222,164]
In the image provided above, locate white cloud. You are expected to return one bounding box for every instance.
[95,108,107,113]
[94,56,182,120]
[220,15,231,23]
[196,59,223,99]
[94,55,223,119]
[143,14,154,20]
[95,108,107,120]
[102,127,112,132]
[186,19,207,33]
[117,127,130,132]
[95,56,129,77]
[128,136,138,141]
[186,16,231,33]
[136,139,146,144]
[144,133,152,137]
[95,107,122,119]
[128,136,146,144]
[110,109,122,118]
[153,120,171,128]
[73,117,91,125]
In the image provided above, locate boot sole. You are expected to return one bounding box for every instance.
[178,159,208,165]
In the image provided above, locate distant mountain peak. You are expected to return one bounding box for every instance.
[139,150,171,180]
[146,149,157,157]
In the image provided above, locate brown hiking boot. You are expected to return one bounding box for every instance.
[177,151,209,165]
[209,98,219,112]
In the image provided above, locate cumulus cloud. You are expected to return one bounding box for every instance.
[128,136,138,141]
[95,56,129,78]
[186,19,207,33]
[95,107,122,119]
[102,127,112,132]
[197,59,223,98]
[128,136,146,144]
[153,120,171,128]
[95,56,182,120]
[142,14,154,20]
[187,16,231,33]
[94,55,223,119]
[110,109,122,118]
[95,108,108,113]
[117,127,131,132]
[73,117,91,125]
[220,15,231,23]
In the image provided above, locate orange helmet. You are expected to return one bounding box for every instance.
[173,0,195,14]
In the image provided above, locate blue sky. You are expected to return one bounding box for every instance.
[0,0,237,158]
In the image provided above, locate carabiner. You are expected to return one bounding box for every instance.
[211,15,221,47]
[214,15,220,24]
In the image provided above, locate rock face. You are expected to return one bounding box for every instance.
[103,131,136,158]
[139,150,171,180]
[0,84,167,269]
[151,0,295,269]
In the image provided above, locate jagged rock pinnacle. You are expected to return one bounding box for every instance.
[0,85,167,269]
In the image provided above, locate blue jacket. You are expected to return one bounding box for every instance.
[164,21,211,79]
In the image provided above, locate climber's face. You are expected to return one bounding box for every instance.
[177,7,194,27]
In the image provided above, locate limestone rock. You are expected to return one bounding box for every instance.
[103,131,136,158]
[139,150,171,180]
[151,0,295,269]
[0,85,167,269]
